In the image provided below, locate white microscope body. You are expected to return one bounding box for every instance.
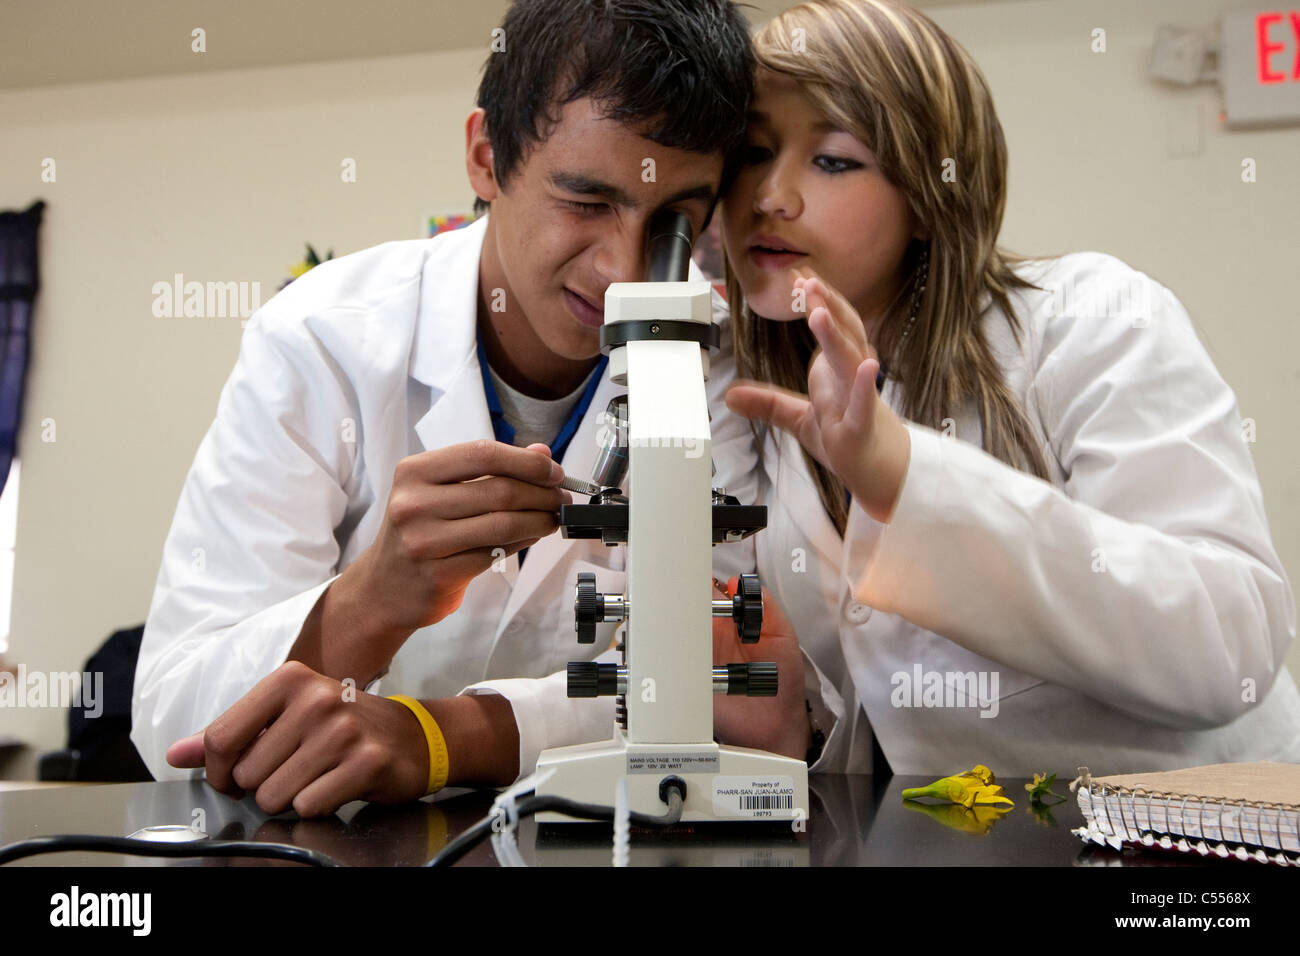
[534,214,809,825]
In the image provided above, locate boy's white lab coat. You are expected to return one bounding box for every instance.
[761,251,1300,776]
[130,216,765,780]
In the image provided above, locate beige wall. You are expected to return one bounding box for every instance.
[1,0,1296,772]
[932,0,1300,681]
[0,47,488,771]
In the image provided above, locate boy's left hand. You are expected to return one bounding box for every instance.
[165,661,430,818]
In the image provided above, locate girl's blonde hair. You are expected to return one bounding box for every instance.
[727,0,1051,534]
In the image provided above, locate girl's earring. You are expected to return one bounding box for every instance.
[900,242,930,344]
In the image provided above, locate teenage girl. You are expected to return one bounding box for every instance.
[721,0,1300,774]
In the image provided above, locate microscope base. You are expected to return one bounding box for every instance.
[534,734,809,824]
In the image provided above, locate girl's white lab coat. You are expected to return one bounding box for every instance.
[760,251,1300,775]
[130,216,763,780]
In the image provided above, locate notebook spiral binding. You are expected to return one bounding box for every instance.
[1071,767,1300,866]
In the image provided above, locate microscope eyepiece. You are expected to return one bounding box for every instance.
[647,208,694,283]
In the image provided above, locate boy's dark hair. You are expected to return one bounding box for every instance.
[474,0,755,218]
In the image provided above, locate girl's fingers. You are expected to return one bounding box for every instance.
[809,305,866,390]
[843,358,880,434]
[726,383,830,463]
[806,277,867,340]
[801,275,875,360]
[725,383,814,435]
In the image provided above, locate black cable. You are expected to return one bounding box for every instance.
[425,783,686,868]
[2,782,687,868]
[429,813,497,868]
[0,834,340,867]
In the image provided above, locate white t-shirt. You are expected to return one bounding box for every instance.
[487,363,599,448]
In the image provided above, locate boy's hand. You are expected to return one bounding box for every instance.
[165,661,430,818]
[290,440,570,684]
[360,439,570,631]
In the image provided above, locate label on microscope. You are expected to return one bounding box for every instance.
[626,752,721,774]
[712,776,797,818]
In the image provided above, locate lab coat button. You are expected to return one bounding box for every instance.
[845,602,872,625]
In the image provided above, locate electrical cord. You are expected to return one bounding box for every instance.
[0,834,340,867]
[0,779,687,868]
[426,780,687,868]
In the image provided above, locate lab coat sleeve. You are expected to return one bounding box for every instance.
[131,307,355,780]
[464,629,840,779]
[848,269,1296,730]
[462,646,839,780]
[803,647,846,772]
[460,650,619,783]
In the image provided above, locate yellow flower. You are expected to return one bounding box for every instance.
[901,765,1014,809]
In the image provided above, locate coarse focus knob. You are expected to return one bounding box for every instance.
[733,573,763,644]
[725,662,778,697]
[746,662,778,697]
[575,572,600,644]
[568,662,620,698]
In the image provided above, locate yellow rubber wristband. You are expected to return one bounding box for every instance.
[387,694,450,795]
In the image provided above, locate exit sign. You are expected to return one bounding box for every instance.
[1221,9,1300,126]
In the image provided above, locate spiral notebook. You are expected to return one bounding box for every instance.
[1071,762,1300,866]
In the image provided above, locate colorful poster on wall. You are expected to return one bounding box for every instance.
[427,211,480,238]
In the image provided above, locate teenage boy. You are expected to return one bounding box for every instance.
[133,0,822,817]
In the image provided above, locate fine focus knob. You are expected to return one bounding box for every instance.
[575,571,600,644]
[733,573,763,644]
[567,662,620,698]
[725,662,778,697]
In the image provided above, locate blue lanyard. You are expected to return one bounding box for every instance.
[548,354,609,464]
[477,335,513,443]
[475,336,607,463]
[476,336,606,570]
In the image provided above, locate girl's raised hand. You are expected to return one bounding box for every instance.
[725,270,912,524]
[798,272,878,376]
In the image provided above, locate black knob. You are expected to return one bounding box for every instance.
[732,573,763,644]
[575,571,601,644]
[726,662,778,697]
[568,662,620,698]
[746,662,778,697]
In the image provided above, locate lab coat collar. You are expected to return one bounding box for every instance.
[411,215,493,452]
[410,216,487,383]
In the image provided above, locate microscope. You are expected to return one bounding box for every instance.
[534,210,810,825]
